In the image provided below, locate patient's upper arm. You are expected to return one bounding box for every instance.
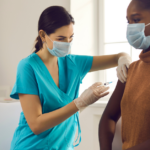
[102,80,126,122]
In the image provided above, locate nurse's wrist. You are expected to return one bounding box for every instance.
[117,53,132,64]
[72,100,79,111]
[73,97,85,111]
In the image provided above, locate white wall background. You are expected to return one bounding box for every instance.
[0,1,70,150]
[70,0,99,96]
[0,0,70,90]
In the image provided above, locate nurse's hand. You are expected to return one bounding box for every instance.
[117,56,132,83]
[74,82,109,111]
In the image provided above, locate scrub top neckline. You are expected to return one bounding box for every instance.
[33,53,74,104]
[33,52,62,93]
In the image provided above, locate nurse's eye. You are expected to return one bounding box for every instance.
[133,19,141,23]
[70,36,74,39]
[58,38,65,41]
[70,37,74,41]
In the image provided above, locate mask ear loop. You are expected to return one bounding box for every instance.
[145,23,150,27]
[142,23,150,32]
[45,33,54,50]
[46,33,53,43]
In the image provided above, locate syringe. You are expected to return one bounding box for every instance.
[104,80,117,86]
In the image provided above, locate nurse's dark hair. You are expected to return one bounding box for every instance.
[133,0,150,10]
[33,6,75,53]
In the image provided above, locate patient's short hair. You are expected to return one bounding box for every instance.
[133,0,150,10]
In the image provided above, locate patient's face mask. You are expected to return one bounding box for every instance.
[45,34,73,57]
[127,23,150,50]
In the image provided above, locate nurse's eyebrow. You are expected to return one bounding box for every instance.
[57,33,74,38]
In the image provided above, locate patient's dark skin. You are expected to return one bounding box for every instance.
[99,80,125,150]
[127,0,150,52]
[98,0,150,150]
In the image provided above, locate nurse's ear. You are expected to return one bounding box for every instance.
[39,30,46,43]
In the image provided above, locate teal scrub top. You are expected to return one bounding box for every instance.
[10,53,93,150]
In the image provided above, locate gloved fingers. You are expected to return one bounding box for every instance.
[96,84,106,90]
[99,91,110,98]
[92,82,103,88]
[99,86,109,93]
[92,86,103,96]
[95,86,109,96]
[91,82,103,90]
[120,69,126,82]
[125,63,130,69]
[117,66,126,82]
[117,69,124,83]
[122,65,128,78]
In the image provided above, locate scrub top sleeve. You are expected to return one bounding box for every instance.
[74,55,93,81]
[10,59,39,99]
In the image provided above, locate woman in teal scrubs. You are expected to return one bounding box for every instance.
[10,6,131,150]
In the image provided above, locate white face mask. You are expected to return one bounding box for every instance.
[45,34,73,57]
[127,23,150,50]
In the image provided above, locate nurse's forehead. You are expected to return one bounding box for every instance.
[52,31,74,38]
[52,27,74,38]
